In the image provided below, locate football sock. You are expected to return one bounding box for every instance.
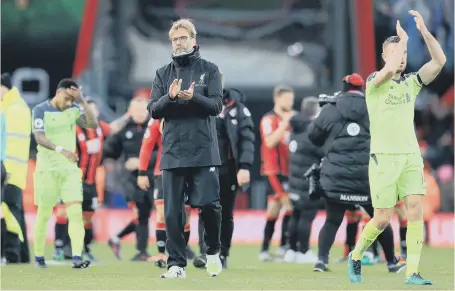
[351,220,383,260]
[117,220,137,239]
[261,218,276,252]
[406,220,424,276]
[34,206,53,257]
[66,204,84,257]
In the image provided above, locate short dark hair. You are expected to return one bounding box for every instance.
[301,97,319,117]
[274,85,294,97]
[57,78,78,90]
[382,36,400,51]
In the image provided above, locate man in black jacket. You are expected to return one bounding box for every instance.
[148,19,223,279]
[307,74,404,273]
[103,97,156,261]
[286,97,323,264]
[194,75,255,269]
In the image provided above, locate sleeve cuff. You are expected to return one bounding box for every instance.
[239,163,251,170]
[138,170,148,176]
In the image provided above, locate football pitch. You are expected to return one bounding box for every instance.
[1,244,453,290]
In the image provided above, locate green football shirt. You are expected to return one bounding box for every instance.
[366,72,423,154]
[32,100,83,171]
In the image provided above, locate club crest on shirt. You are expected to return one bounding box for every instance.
[125,130,133,139]
[195,73,206,87]
[34,118,44,129]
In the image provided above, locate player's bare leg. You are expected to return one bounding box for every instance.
[259,198,281,261]
[404,194,431,285]
[394,202,408,260]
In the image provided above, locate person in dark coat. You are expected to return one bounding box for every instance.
[103,97,155,261]
[285,97,323,264]
[147,19,223,279]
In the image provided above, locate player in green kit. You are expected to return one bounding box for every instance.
[348,11,446,285]
[32,79,98,268]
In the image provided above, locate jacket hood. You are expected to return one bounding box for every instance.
[290,113,313,134]
[336,90,367,121]
[223,88,246,106]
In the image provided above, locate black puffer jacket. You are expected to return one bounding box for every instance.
[307,90,371,204]
[288,114,324,204]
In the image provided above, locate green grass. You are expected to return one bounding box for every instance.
[1,244,453,290]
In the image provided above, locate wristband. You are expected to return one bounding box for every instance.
[55,146,63,153]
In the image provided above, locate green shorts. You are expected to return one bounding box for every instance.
[369,153,426,209]
[34,167,83,207]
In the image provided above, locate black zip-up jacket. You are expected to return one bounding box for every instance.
[147,46,223,169]
[221,88,255,170]
[288,113,324,204]
[307,90,371,205]
[102,119,156,177]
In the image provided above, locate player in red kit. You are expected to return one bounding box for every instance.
[137,119,194,268]
[259,86,295,261]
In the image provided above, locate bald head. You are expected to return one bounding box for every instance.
[301,97,320,117]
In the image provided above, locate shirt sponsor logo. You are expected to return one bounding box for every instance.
[340,194,368,202]
[385,93,411,105]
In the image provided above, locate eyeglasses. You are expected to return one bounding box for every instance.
[170,36,192,44]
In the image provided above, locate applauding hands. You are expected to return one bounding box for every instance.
[169,79,195,100]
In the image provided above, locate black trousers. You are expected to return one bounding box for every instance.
[318,200,395,264]
[198,164,237,257]
[2,184,30,263]
[288,199,319,253]
[163,167,221,268]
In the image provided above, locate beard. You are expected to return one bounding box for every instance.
[173,46,194,56]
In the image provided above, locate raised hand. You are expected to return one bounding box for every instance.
[396,20,408,41]
[68,86,84,102]
[169,79,182,99]
[409,10,428,33]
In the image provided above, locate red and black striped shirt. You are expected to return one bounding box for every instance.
[76,121,110,184]
[259,111,291,176]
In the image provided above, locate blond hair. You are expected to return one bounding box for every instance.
[169,19,197,38]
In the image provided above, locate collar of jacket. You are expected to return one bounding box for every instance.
[0,87,21,110]
[172,46,201,68]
